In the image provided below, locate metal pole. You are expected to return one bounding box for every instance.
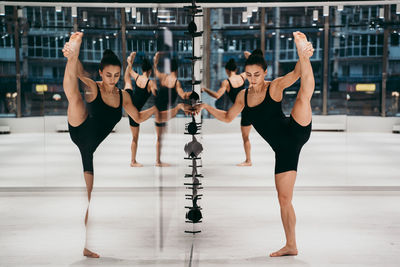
[260,7,265,55]
[13,6,21,117]
[73,17,78,32]
[121,8,127,71]
[381,5,390,117]
[203,8,211,89]
[274,7,280,79]
[322,14,330,115]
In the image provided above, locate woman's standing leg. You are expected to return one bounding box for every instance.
[130,126,143,167]
[270,170,298,257]
[154,110,170,167]
[82,170,99,258]
[237,125,252,166]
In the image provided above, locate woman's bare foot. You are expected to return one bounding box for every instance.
[83,248,100,258]
[130,161,143,167]
[127,52,136,66]
[156,162,170,167]
[127,52,136,78]
[236,161,252,167]
[293,31,307,51]
[269,246,298,257]
[293,31,314,58]
[65,32,83,59]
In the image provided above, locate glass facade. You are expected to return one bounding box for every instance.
[0,4,399,117]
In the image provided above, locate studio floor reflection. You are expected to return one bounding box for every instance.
[1,124,400,266]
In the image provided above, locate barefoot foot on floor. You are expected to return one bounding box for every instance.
[83,248,100,258]
[236,161,252,167]
[270,246,298,257]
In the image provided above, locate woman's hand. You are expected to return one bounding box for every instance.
[193,103,204,115]
[127,52,136,67]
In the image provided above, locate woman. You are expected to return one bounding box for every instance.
[62,32,157,258]
[124,52,157,167]
[153,52,190,166]
[202,57,252,166]
[196,31,314,257]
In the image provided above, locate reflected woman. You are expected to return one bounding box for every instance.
[123,52,157,167]
[196,32,314,257]
[202,56,253,166]
[153,52,190,166]
[62,32,157,258]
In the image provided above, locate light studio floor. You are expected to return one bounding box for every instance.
[1,126,400,266]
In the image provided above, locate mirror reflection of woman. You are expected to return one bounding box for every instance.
[123,52,157,167]
[62,32,157,258]
[153,52,190,166]
[196,32,314,257]
[202,56,253,166]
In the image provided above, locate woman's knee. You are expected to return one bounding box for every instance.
[131,135,139,144]
[278,193,292,207]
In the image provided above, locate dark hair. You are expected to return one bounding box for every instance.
[141,58,152,72]
[100,49,121,71]
[251,48,263,56]
[245,49,267,71]
[225,58,237,71]
[171,59,178,72]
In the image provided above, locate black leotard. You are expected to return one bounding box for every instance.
[126,77,151,127]
[242,84,311,174]
[155,79,178,112]
[226,76,245,103]
[68,84,122,173]
[226,75,251,127]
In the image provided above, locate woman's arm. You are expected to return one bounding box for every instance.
[157,103,189,122]
[175,80,190,99]
[271,41,314,91]
[200,90,245,122]
[202,80,229,99]
[76,60,97,89]
[271,60,301,91]
[122,90,156,123]
[76,60,98,102]
[149,80,158,96]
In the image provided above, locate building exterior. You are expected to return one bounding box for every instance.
[0,5,399,117]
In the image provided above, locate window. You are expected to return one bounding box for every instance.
[223,9,231,24]
[391,33,399,46]
[342,64,349,76]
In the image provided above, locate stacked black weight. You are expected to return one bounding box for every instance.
[184,0,204,235]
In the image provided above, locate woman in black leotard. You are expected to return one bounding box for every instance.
[197,31,314,257]
[153,52,190,167]
[202,57,253,166]
[62,33,157,258]
[124,52,157,167]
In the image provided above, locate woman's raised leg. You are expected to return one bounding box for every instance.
[62,32,87,127]
[290,31,315,127]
